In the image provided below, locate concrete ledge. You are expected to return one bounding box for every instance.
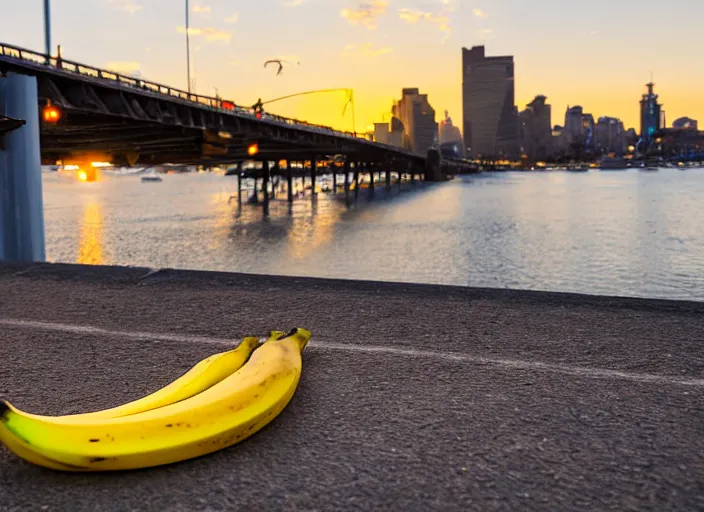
[1,262,703,510]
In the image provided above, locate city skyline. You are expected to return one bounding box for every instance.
[5,0,703,133]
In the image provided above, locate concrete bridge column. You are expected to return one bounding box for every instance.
[385,167,391,191]
[236,162,243,203]
[286,160,293,203]
[344,160,350,201]
[269,162,277,201]
[368,163,374,195]
[262,160,270,216]
[252,168,259,203]
[0,73,46,262]
[353,162,360,200]
[310,156,317,197]
[332,163,337,193]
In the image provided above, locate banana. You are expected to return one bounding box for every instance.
[0,332,285,471]
[0,328,310,471]
[49,332,283,422]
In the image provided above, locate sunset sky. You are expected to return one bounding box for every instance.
[6,0,704,134]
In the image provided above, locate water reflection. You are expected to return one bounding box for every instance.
[41,170,704,301]
[77,202,104,265]
[285,199,343,260]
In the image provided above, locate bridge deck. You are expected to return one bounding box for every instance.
[0,262,702,511]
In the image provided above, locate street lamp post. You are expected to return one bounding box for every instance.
[185,0,191,94]
[43,0,51,61]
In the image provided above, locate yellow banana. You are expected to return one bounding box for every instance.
[0,328,310,471]
[49,332,283,422]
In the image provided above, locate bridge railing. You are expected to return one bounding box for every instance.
[0,42,414,153]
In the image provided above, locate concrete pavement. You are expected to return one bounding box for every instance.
[0,262,703,511]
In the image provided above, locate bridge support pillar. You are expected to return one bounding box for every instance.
[236,162,242,203]
[332,163,337,193]
[286,160,293,203]
[344,160,350,203]
[262,160,270,216]
[385,168,391,190]
[310,156,316,197]
[425,148,443,181]
[0,73,46,262]
[368,163,374,195]
[270,162,277,200]
[354,162,360,200]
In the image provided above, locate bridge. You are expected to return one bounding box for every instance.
[0,42,473,181]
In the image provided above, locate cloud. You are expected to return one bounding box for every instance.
[473,8,488,18]
[340,1,388,30]
[108,0,143,15]
[399,9,449,28]
[176,26,233,42]
[475,28,493,40]
[438,0,458,12]
[224,13,239,23]
[193,3,211,14]
[106,61,142,78]
[398,7,451,38]
[341,43,393,57]
[281,0,309,5]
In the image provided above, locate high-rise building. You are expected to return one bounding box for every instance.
[373,118,404,148]
[552,125,566,156]
[673,117,698,130]
[388,117,404,147]
[595,117,626,155]
[562,106,595,158]
[639,82,662,141]
[462,45,517,159]
[439,110,462,145]
[518,95,552,160]
[393,88,438,153]
[374,123,390,145]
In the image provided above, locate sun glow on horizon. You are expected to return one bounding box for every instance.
[4,0,702,135]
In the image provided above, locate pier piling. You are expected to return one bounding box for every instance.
[310,156,316,197]
[286,160,293,203]
[262,160,270,216]
[0,73,46,262]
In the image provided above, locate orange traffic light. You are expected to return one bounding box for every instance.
[247,143,259,156]
[43,104,61,123]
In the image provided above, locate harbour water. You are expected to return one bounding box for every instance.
[42,168,704,302]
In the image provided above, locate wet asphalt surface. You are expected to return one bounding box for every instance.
[0,262,703,511]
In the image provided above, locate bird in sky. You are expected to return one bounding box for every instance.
[264,59,301,76]
[264,59,284,75]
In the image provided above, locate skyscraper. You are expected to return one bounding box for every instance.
[518,95,552,160]
[562,106,595,158]
[639,82,662,141]
[595,117,626,155]
[439,110,462,145]
[673,117,698,130]
[393,88,438,153]
[462,46,517,159]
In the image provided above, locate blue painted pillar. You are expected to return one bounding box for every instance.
[0,73,46,262]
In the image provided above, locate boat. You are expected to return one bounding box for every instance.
[141,175,163,182]
[599,156,628,171]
